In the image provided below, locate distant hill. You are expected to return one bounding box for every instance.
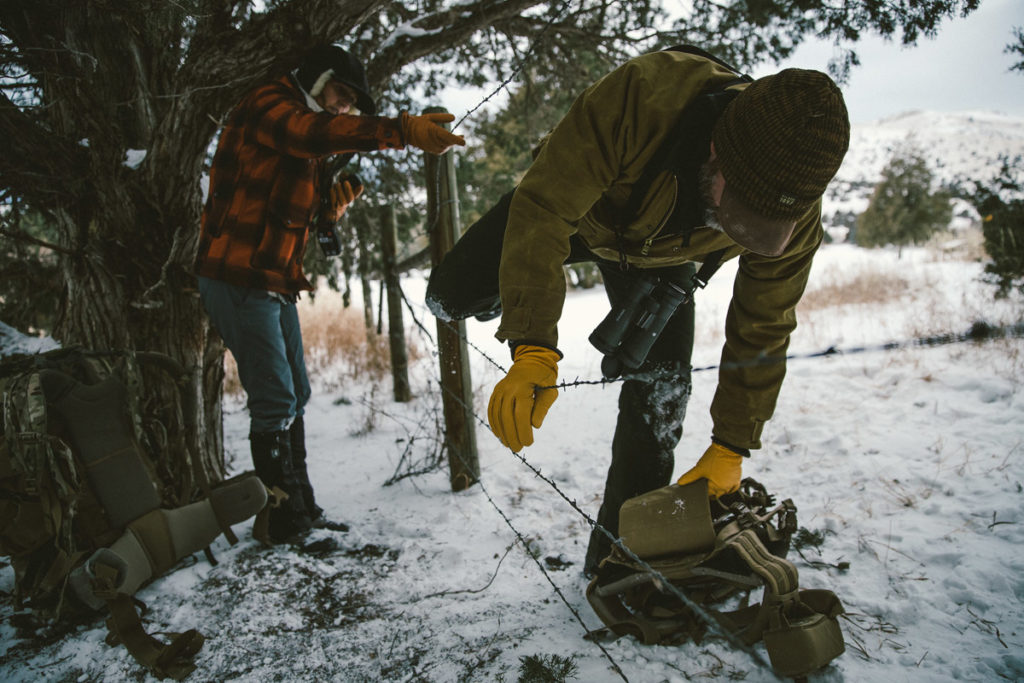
[823,110,1024,229]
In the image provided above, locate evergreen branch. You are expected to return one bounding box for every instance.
[0,226,71,255]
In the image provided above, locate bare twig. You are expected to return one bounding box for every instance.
[415,542,516,600]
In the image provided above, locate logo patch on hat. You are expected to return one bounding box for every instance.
[778,194,796,206]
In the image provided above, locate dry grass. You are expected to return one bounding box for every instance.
[924,226,989,263]
[798,266,911,312]
[223,295,421,397]
[801,229,989,313]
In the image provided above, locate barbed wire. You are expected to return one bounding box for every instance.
[451,0,577,133]
[399,289,1024,677]
[461,456,630,682]
[541,320,1024,391]
[380,5,1024,670]
[398,295,781,677]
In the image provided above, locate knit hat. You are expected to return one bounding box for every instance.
[296,45,376,115]
[711,68,850,256]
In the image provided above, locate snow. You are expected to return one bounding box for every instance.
[124,149,148,169]
[1,241,1022,682]
[0,320,59,357]
[824,110,1024,220]
[3,110,1024,681]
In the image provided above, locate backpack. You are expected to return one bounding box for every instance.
[0,346,269,680]
[586,479,846,679]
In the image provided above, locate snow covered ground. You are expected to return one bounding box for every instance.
[1,242,1023,682]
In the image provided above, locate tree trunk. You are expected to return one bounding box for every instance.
[51,184,226,499]
[354,215,377,335]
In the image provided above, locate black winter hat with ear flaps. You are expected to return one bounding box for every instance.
[296,45,376,115]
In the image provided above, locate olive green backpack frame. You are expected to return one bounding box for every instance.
[0,346,269,680]
[587,479,846,679]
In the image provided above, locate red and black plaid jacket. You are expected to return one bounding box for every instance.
[195,75,403,293]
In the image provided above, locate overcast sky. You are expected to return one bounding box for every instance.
[752,0,1024,123]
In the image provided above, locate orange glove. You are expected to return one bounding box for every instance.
[677,442,744,498]
[399,111,466,155]
[328,179,363,222]
[487,345,559,452]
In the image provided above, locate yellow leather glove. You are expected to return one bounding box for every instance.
[676,442,744,498]
[487,345,559,452]
[328,179,363,222]
[399,111,466,155]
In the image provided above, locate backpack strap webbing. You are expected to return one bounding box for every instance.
[92,562,204,681]
[586,515,846,677]
[251,484,287,546]
[104,593,205,681]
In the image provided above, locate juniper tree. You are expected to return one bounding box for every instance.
[855,142,952,255]
[971,155,1024,296]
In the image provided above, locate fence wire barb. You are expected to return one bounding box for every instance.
[540,319,1024,391]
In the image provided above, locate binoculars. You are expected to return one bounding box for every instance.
[589,274,694,378]
[317,172,364,257]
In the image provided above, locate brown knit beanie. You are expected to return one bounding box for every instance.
[712,68,850,220]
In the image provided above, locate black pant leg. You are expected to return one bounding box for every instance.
[425,190,514,321]
[585,261,697,574]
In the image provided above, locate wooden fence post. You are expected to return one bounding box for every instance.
[380,203,412,402]
[424,106,480,492]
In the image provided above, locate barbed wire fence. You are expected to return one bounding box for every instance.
[397,268,1024,678]
[365,3,1024,677]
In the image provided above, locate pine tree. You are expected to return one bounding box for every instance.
[855,142,952,255]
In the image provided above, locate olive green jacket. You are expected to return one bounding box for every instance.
[495,50,823,450]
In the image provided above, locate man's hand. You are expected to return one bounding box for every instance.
[677,442,744,498]
[487,345,559,452]
[328,179,363,222]
[400,111,466,155]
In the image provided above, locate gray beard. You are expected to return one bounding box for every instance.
[704,208,725,232]
[697,160,725,232]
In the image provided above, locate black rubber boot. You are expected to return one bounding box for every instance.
[289,416,348,532]
[250,429,313,542]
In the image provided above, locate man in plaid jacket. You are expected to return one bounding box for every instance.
[195,44,464,542]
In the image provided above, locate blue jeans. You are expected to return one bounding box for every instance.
[198,277,311,433]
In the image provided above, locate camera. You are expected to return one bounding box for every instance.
[316,172,365,257]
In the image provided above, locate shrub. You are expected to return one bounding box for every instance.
[855,142,952,254]
[516,654,579,683]
[969,155,1024,297]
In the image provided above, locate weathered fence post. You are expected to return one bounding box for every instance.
[424,106,479,492]
[380,203,412,402]
[353,214,376,335]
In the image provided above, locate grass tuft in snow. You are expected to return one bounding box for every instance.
[515,653,579,683]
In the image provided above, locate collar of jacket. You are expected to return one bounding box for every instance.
[287,71,324,112]
[619,87,743,250]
